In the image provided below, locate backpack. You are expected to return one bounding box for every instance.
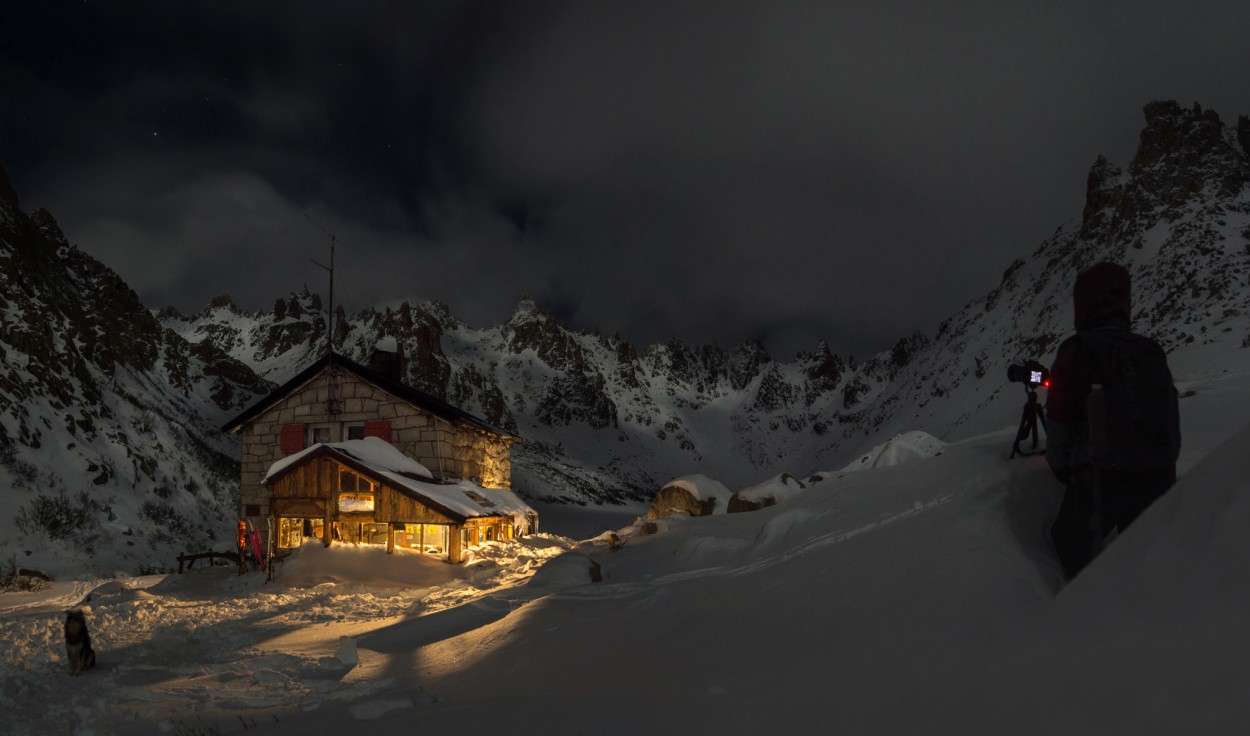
[1070,329,1181,472]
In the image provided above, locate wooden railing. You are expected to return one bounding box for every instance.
[177,551,243,574]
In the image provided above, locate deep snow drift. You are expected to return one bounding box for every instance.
[3,364,1248,735]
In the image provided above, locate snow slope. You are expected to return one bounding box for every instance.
[2,362,1246,735]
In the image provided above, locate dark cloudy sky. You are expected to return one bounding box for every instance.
[3,2,1247,359]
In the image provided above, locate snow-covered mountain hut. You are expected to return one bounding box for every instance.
[223,350,529,561]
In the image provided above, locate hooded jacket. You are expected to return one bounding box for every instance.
[1044,261,1179,487]
[1045,262,1131,482]
[1072,261,1131,332]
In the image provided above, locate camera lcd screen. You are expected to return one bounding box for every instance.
[1030,370,1044,384]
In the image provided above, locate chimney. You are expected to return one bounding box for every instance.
[369,337,404,383]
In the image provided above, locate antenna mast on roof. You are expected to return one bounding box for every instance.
[305,213,336,359]
[306,213,339,415]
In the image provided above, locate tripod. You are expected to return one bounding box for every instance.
[1010,385,1047,459]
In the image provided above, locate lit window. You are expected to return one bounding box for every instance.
[338,492,375,513]
[337,469,375,513]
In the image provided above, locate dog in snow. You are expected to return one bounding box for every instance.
[64,609,96,676]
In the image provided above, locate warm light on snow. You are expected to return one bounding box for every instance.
[4,364,1249,733]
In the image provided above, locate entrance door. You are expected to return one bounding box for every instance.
[277,517,325,548]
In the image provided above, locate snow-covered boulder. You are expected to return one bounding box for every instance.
[728,473,807,513]
[645,474,733,519]
[842,431,946,472]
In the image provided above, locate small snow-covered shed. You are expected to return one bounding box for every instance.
[263,437,537,563]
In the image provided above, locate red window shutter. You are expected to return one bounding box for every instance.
[280,424,306,454]
[363,420,392,443]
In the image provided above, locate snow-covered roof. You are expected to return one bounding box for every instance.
[265,436,434,483]
[263,437,535,526]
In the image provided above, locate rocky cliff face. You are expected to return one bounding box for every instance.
[0,167,272,575]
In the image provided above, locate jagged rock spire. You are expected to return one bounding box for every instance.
[1080,100,1250,245]
[0,164,19,211]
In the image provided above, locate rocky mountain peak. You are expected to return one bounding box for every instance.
[503,295,585,371]
[155,305,186,321]
[801,339,844,391]
[729,339,772,390]
[507,295,552,325]
[1137,101,1226,161]
[1081,100,1250,245]
[201,294,244,316]
[605,330,638,364]
[0,165,18,213]
[797,339,835,364]
[1132,100,1248,201]
[28,209,69,251]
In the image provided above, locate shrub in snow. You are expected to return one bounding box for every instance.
[0,441,39,487]
[138,501,195,544]
[14,489,101,540]
[0,556,50,592]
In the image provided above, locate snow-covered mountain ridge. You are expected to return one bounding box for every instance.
[2,100,1248,577]
[166,101,1250,503]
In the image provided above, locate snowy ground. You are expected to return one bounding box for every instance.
[3,367,1249,735]
[0,537,576,735]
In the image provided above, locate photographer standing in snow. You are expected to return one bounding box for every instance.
[1044,262,1180,579]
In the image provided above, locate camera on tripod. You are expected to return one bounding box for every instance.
[1008,359,1049,459]
[1006,361,1050,389]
